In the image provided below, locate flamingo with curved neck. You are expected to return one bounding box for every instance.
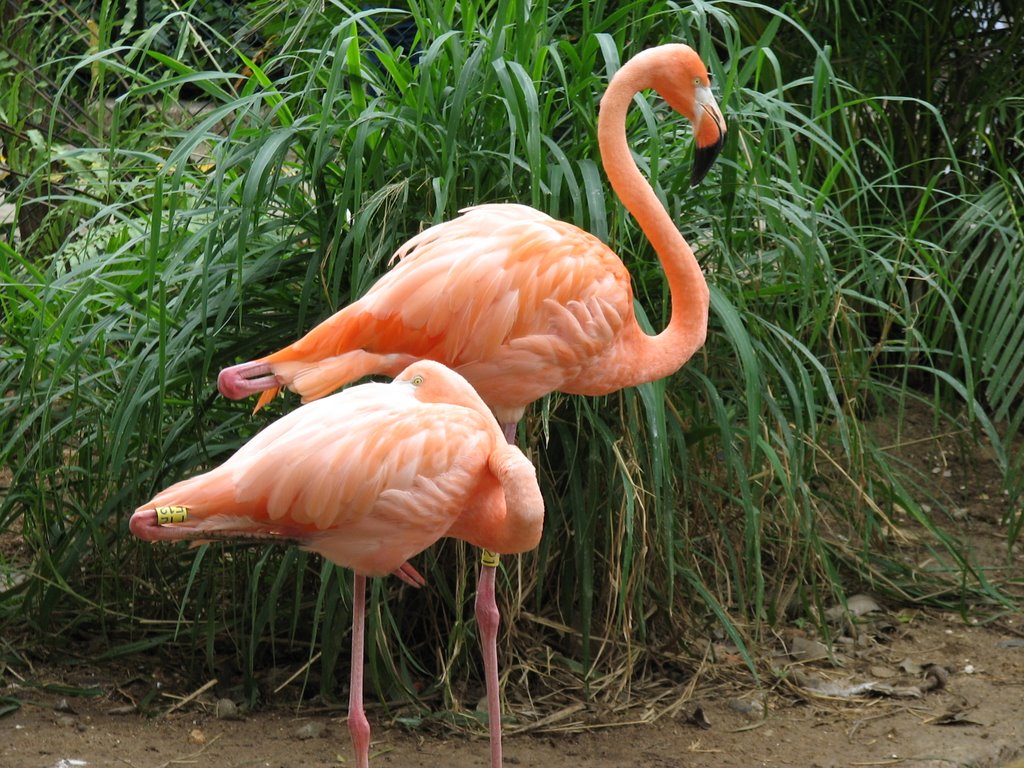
[215,43,726,768]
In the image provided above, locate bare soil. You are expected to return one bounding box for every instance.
[3,407,1023,768]
[3,606,1024,768]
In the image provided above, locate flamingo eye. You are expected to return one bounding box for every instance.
[693,77,702,87]
[411,375,424,386]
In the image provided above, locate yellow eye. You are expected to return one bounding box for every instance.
[694,77,702,87]
[411,375,424,386]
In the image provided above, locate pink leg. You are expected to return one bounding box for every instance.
[474,420,518,768]
[476,552,502,768]
[349,573,371,768]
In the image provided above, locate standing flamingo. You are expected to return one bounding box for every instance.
[131,360,543,768]
[217,43,725,766]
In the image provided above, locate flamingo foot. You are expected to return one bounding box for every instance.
[475,553,503,768]
[218,361,280,400]
[129,508,195,542]
[128,508,302,545]
[392,562,427,588]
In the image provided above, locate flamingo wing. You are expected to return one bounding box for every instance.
[256,205,634,414]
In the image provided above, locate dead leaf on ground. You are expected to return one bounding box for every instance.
[686,705,712,729]
[789,670,877,699]
[862,682,927,699]
[790,668,942,701]
[925,708,985,727]
[785,635,832,663]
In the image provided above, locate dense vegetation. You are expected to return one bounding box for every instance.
[1,0,1021,723]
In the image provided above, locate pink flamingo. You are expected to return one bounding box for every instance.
[217,43,725,766]
[131,360,544,768]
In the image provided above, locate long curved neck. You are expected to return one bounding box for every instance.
[447,444,543,555]
[598,55,710,381]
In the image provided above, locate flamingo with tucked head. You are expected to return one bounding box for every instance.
[132,360,543,768]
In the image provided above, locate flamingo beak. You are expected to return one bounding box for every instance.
[691,86,726,187]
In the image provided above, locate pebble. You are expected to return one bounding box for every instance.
[215,698,241,720]
[53,698,75,714]
[294,721,326,740]
[728,697,764,718]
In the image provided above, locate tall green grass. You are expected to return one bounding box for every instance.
[1,0,1021,721]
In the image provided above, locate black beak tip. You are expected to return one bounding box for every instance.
[690,135,725,187]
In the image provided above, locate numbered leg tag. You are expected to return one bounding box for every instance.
[155,506,189,525]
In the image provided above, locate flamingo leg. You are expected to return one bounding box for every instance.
[348,573,371,768]
[475,421,519,768]
[476,550,502,768]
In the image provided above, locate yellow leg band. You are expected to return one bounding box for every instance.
[481,549,500,568]
[155,505,189,524]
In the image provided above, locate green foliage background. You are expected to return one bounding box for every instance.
[1,0,1021,721]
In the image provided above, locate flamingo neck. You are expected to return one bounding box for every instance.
[447,445,543,555]
[597,54,710,382]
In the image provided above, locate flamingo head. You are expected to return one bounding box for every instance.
[644,44,727,187]
[394,360,492,416]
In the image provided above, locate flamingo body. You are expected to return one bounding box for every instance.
[132,362,543,768]
[224,205,636,422]
[132,360,544,567]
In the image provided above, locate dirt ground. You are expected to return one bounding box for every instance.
[3,608,1024,768]
[3,407,1024,768]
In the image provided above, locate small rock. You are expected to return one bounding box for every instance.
[294,721,326,740]
[728,697,764,718]
[53,698,76,714]
[846,594,882,617]
[54,714,78,728]
[898,658,923,674]
[188,728,206,745]
[923,664,949,690]
[214,698,241,720]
